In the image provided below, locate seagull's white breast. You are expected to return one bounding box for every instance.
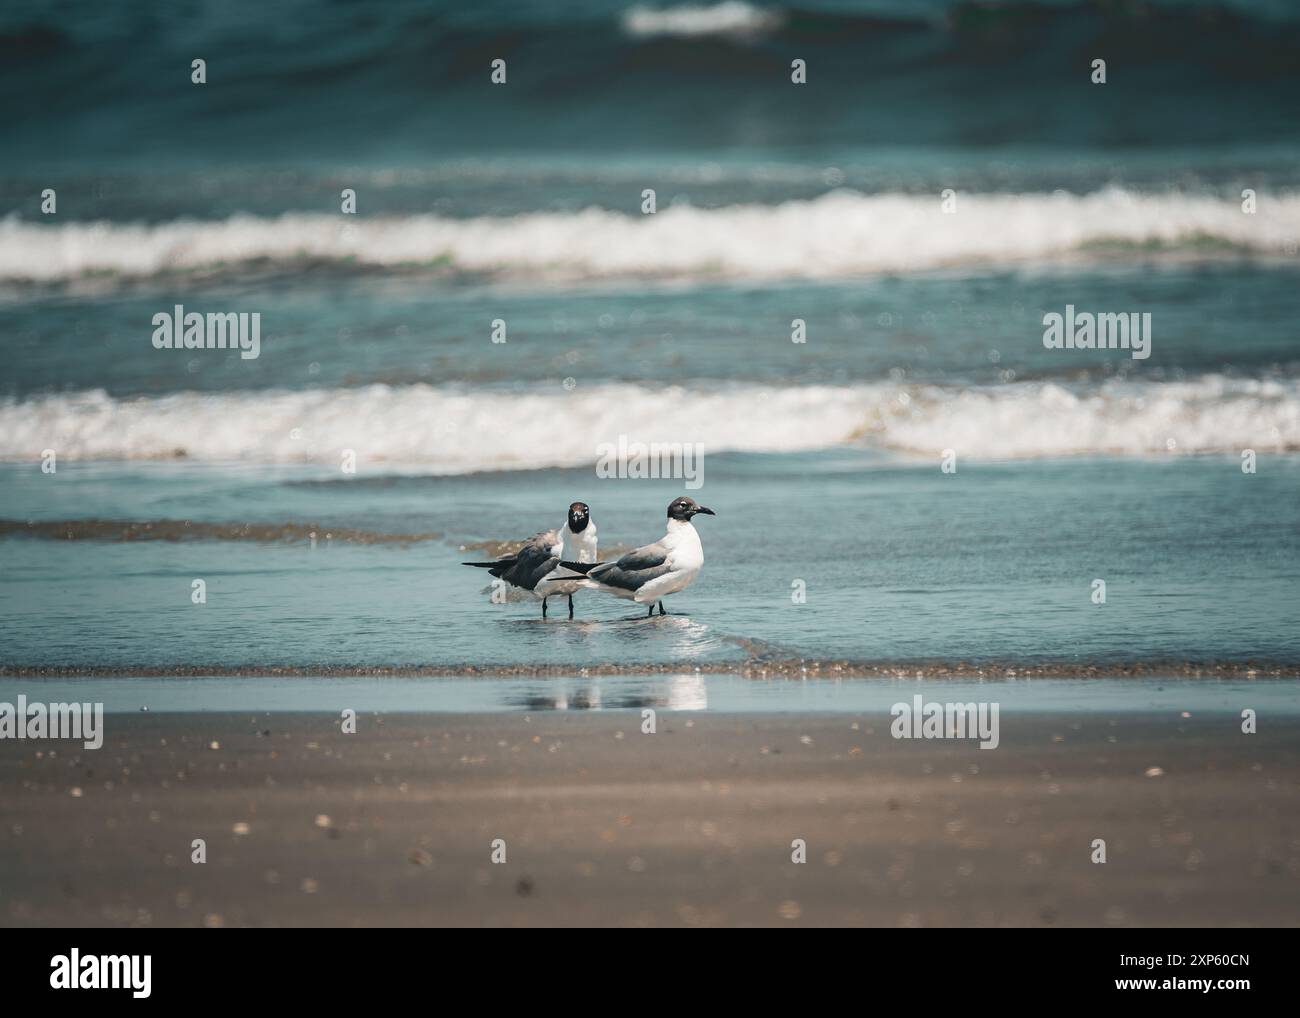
[536,520,599,598]
[634,520,703,603]
[565,522,598,564]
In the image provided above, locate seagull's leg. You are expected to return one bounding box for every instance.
[658,601,665,615]
[567,594,574,620]
[646,604,654,618]
[542,597,548,619]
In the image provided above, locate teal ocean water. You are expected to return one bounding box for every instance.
[2,447,1298,672]
[2,0,1299,682]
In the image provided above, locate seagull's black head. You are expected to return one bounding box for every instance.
[567,501,592,532]
[667,496,716,522]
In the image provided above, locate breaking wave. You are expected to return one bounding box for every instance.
[621,2,785,38]
[4,188,1296,284]
[2,375,1297,467]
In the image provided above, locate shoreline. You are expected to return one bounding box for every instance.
[4,661,1300,680]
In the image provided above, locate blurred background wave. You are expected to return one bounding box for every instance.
[5,0,1300,175]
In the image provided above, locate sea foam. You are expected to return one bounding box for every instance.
[621,2,785,38]
[3,188,1295,284]
[2,376,1296,468]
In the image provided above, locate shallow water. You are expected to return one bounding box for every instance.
[2,450,1298,671]
[2,674,1297,716]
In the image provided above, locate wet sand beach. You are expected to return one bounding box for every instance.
[3,711,1297,927]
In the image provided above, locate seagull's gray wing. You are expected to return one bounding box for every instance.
[495,529,562,591]
[587,540,673,593]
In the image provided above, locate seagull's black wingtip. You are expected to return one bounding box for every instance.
[558,560,602,574]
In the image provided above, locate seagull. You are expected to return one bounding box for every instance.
[462,502,598,618]
[561,496,715,617]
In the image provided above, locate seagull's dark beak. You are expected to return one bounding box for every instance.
[694,506,716,516]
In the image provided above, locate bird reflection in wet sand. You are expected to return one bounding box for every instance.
[503,675,708,712]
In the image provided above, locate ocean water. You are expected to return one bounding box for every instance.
[2,0,1299,684]
[2,674,1297,716]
